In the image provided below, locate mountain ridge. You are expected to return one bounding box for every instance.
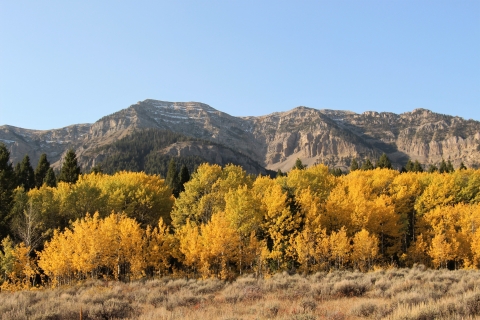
[1,99,479,173]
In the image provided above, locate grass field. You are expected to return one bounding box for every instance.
[1,265,480,320]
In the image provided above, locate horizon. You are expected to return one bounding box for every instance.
[1,1,479,129]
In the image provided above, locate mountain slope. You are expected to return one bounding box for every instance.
[1,100,479,172]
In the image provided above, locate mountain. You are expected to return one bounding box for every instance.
[1,99,480,173]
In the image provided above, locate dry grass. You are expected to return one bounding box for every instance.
[1,266,480,319]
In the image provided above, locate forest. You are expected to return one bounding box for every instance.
[1,142,480,292]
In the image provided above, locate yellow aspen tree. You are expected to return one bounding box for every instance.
[415,172,459,217]
[69,213,103,279]
[429,233,458,269]
[293,226,318,273]
[405,233,431,267]
[100,172,174,227]
[329,227,350,270]
[324,179,354,232]
[285,164,336,202]
[38,228,75,286]
[256,179,298,270]
[471,228,480,268]
[390,172,425,252]
[98,213,145,280]
[352,229,379,271]
[144,218,173,277]
[198,212,241,279]
[177,220,201,276]
[0,237,15,285]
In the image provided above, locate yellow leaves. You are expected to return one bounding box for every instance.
[224,185,262,237]
[24,171,173,233]
[329,227,350,269]
[38,212,165,283]
[352,229,379,271]
[429,233,458,269]
[178,213,242,279]
[171,164,250,228]
[0,241,38,291]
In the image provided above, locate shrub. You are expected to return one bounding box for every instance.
[333,280,368,297]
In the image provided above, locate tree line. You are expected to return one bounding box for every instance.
[1,142,479,290]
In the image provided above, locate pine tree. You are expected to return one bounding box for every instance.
[459,162,467,170]
[439,159,448,173]
[16,155,35,191]
[446,160,454,173]
[34,154,50,188]
[58,150,81,184]
[276,169,284,177]
[376,153,392,169]
[361,158,374,171]
[405,160,414,172]
[165,158,180,197]
[350,159,359,172]
[428,164,438,173]
[44,168,57,187]
[292,158,306,170]
[0,144,16,239]
[412,160,424,173]
[178,165,190,194]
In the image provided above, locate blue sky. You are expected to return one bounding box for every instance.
[1,1,479,129]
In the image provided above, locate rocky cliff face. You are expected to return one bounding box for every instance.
[1,100,479,172]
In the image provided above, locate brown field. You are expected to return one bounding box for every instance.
[1,265,480,320]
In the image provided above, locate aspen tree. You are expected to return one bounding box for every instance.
[352,229,379,271]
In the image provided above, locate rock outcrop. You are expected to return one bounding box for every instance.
[1,100,479,172]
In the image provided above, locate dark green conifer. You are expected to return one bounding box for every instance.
[0,143,15,238]
[44,168,57,187]
[34,153,51,188]
[58,149,81,183]
[276,169,284,177]
[350,159,359,171]
[412,160,424,173]
[178,165,190,194]
[376,153,392,169]
[446,160,454,173]
[16,155,35,191]
[405,159,414,172]
[428,164,438,173]
[361,158,374,171]
[292,158,306,170]
[439,159,448,173]
[165,158,180,196]
[459,162,467,170]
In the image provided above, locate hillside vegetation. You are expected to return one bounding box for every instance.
[2,158,480,288]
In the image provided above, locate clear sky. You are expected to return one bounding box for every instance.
[1,1,479,130]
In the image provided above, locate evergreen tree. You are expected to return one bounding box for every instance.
[58,149,81,183]
[34,154,51,188]
[361,158,374,171]
[459,162,467,170]
[44,168,57,187]
[90,165,103,174]
[427,164,438,173]
[376,153,392,169]
[412,160,424,173]
[439,159,448,173]
[178,165,190,194]
[331,168,343,177]
[16,155,35,191]
[165,158,180,196]
[446,160,454,173]
[292,158,306,170]
[405,159,414,172]
[0,144,15,239]
[350,159,359,171]
[276,169,284,177]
